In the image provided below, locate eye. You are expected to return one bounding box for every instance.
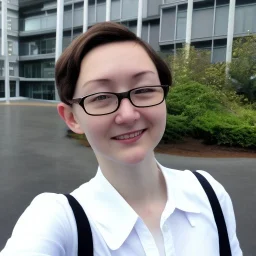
[134,88,155,94]
[93,94,110,101]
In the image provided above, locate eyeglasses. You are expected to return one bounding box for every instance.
[69,85,169,116]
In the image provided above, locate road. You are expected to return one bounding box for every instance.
[0,104,255,255]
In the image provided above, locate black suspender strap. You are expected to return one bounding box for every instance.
[64,194,94,256]
[192,171,232,256]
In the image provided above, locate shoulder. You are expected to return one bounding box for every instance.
[161,165,236,216]
[1,193,77,255]
[192,170,227,203]
[163,166,227,203]
[18,193,73,226]
[162,166,242,251]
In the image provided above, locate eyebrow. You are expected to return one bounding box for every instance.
[81,70,156,89]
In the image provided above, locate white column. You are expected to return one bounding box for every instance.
[1,0,10,103]
[106,0,111,21]
[55,0,64,101]
[16,79,20,97]
[137,0,143,37]
[226,0,236,71]
[83,0,88,32]
[185,0,193,57]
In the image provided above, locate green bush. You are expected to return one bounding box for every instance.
[163,82,256,148]
[191,111,256,147]
[230,35,256,102]
[166,82,225,116]
[162,114,191,142]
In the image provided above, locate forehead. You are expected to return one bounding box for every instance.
[79,41,157,78]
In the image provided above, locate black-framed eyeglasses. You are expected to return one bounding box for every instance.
[69,85,169,116]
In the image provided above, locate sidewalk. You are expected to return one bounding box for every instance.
[0,99,58,107]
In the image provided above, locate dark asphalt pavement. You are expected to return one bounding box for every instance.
[0,104,255,255]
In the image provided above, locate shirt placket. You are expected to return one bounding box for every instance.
[135,219,160,256]
[161,220,176,256]
[161,202,176,256]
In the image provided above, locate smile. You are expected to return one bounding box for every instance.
[113,129,145,140]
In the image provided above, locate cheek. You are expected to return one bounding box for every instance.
[148,104,166,127]
[82,116,111,146]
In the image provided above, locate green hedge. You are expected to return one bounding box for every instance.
[162,115,191,142]
[166,82,225,117]
[191,111,256,147]
[163,82,256,148]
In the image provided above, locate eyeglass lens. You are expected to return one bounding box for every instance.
[83,86,164,115]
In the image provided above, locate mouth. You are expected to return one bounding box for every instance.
[112,129,147,141]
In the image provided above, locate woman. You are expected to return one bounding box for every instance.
[1,22,242,256]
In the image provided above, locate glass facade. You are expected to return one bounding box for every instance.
[19,38,55,56]
[20,82,55,100]
[122,0,138,20]
[192,8,214,39]
[161,7,176,41]
[97,3,106,22]
[20,15,57,32]
[0,61,18,77]
[234,4,256,34]
[176,10,187,40]
[0,81,16,98]
[215,5,229,36]
[20,61,55,78]
[111,0,120,20]
[212,47,227,63]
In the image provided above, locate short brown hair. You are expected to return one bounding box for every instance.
[55,22,172,105]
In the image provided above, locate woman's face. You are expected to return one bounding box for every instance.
[72,41,167,165]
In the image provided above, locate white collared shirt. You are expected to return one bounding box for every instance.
[1,162,242,256]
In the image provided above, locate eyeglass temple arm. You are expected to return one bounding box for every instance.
[68,98,81,105]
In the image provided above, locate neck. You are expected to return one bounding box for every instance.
[96,152,167,207]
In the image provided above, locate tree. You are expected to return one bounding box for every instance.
[167,46,227,89]
[229,35,256,102]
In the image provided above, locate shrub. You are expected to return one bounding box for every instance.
[162,114,191,142]
[163,82,256,148]
[191,111,256,148]
[166,82,225,116]
[230,35,256,102]
[166,46,227,90]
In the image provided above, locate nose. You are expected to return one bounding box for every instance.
[115,98,140,125]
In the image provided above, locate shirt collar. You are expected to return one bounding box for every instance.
[75,168,138,250]
[74,161,201,250]
[157,160,201,214]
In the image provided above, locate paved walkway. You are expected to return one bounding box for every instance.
[0,103,255,255]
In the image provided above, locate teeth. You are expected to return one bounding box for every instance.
[115,130,143,140]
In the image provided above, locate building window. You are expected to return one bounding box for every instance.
[160,7,176,42]
[176,11,187,40]
[20,38,56,56]
[21,61,55,78]
[0,81,16,98]
[111,0,120,20]
[122,0,138,20]
[234,4,256,34]
[192,8,214,39]
[0,83,4,98]
[214,6,229,36]
[20,82,55,100]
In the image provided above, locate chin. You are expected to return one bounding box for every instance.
[117,147,152,165]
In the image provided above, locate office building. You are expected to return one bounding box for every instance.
[0,0,255,101]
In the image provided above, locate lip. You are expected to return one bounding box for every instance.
[111,129,146,144]
[111,129,146,139]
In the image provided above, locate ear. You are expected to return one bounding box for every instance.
[57,103,84,134]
